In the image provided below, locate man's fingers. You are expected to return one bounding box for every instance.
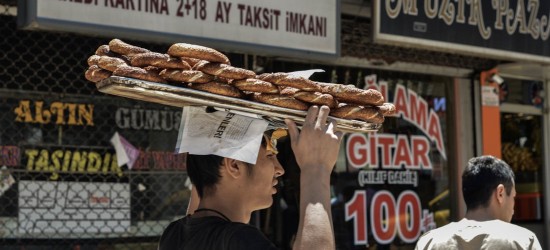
[285,118,299,146]
[315,106,330,129]
[326,118,344,141]
[303,105,319,127]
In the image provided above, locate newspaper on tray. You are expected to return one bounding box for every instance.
[176,106,269,164]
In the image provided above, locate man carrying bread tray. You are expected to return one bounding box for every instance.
[158,105,343,250]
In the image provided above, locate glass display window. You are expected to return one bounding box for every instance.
[268,61,455,249]
[333,73,452,249]
[500,78,545,223]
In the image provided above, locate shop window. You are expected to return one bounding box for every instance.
[269,64,454,249]
[501,112,544,222]
[334,74,452,249]
[499,79,543,108]
[499,77,545,223]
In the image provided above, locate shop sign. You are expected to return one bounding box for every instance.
[115,107,181,131]
[345,190,436,245]
[14,100,94,126]
[373,0,550,63]
[0,146,20,167]
[481,85,500,107]
[18,180,130,236]
[18,0,339,59]
[21,145,186,178]
[22,146,123,180]
[344,81,443,245]
[355,81,446,162]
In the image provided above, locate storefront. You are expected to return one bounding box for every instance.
[0,24,190,247]
[365,0,550,248]
[255,58,470,249]
[2,0,344,248]
[492,63,550,245]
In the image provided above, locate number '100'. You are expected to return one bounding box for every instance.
[345,190,422,245]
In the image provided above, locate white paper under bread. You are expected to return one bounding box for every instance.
[176,106,268,164]
[288,69,325,78]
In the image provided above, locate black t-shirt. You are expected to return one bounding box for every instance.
[158,215,279,250]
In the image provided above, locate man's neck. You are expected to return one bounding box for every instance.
[196,195,252,223]
[464,208,498,221]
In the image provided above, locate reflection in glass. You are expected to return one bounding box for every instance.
[499,79,544,108]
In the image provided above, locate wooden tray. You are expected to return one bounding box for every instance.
[96,76,382,133]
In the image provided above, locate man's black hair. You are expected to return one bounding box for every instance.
[186,154,224,198]
[186,137,268,198]
[462,155,515,210]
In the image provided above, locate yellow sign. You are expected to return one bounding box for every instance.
[14,100,94,126]
[24,149,122,180]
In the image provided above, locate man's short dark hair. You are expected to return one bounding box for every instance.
[462,155,515,210]
[186,137,268,198]
[186,154,224,198]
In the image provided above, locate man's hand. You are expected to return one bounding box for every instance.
[285,105,344,174]
[286,105,343,250]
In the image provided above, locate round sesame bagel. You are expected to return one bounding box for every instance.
[130,52,191,70]
[97,56,128,72]
[87,55,101,66]
[233,78,279,93]
[167,43,230,64]
[195,62,256,80]
[159,69,215,83]
[85,65,111,83]
[108,38,150,55]
[330,104,385,123]
[251,93,309,111]
[378,103,397,116]
[188,81,244,98]
[259,73,322,92]
[317,82,385,106]
[293,91,338,108]
[113,65,166,83]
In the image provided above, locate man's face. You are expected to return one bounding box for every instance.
[245,143,285,211]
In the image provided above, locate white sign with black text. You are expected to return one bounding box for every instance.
[18,181,130,237]
[20,0,339,58]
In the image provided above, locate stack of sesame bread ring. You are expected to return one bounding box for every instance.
[85,38,397,124]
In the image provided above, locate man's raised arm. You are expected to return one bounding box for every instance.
[286,106,343,250]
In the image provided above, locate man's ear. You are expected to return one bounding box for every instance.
[221,158,244,179]
[495,184,506,204]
